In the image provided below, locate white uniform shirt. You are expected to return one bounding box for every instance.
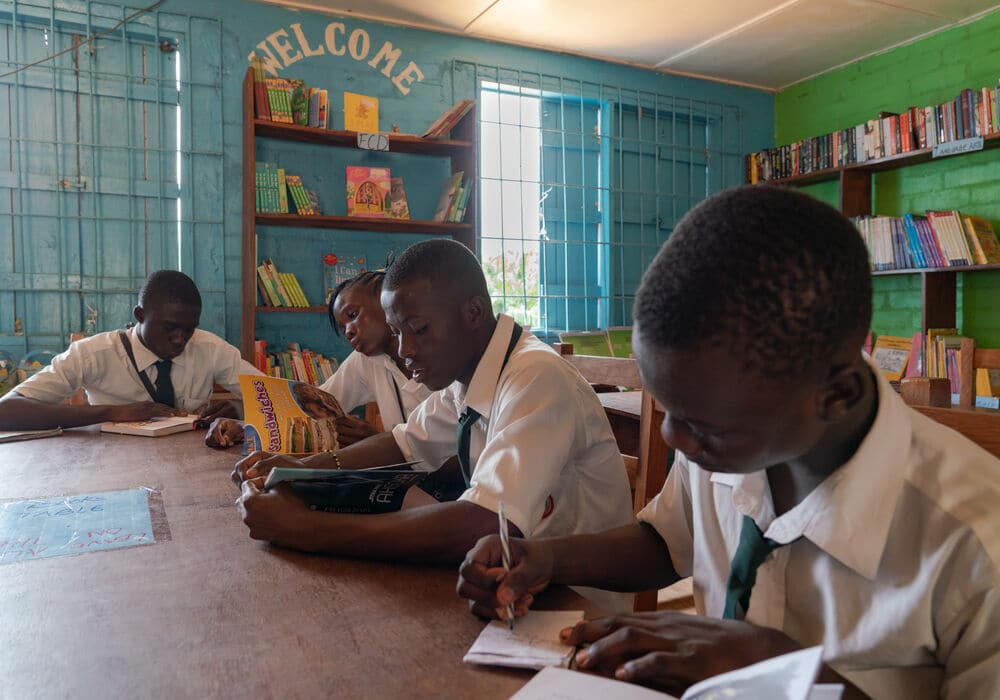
[319,351,430,427]
[392,314,633,540]
[14,327,261,413]
[638,364,1000,699]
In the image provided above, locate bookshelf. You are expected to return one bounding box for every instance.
[241,67,477,361]
[749,132,1000,333]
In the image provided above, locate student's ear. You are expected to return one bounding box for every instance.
[462,295,488,329]
[815,360,867,422]
[133,305,145,325]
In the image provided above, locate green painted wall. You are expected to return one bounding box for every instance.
[774,9,1000,346]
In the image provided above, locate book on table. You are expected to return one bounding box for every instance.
[0,427,63,444]
[262,461,427,514]
[101,415,199,437]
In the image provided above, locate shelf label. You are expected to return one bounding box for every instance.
[932,136,983,158]
[357,132,389,151]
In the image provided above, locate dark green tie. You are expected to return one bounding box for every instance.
[722,515,782,620]
[153,359,175,407]
[456,407,481,488]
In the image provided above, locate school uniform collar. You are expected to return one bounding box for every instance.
[128,325,191,372]
[708,359,911,580]
[461,314,519,421]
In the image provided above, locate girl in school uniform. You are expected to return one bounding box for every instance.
[205,269,431,448]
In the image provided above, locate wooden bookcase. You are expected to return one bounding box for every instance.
[240,68,477,361]
[753,132,1000,333]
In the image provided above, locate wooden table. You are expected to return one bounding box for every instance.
[598,390,642,458]
[0,429,592,698]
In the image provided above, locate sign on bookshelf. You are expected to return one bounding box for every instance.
[357,132,390,151]
[932,136,983,159]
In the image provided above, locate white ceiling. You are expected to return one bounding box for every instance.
[254,0,1000,90]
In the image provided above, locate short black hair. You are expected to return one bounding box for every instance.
[634,186,872,378]
[138,270,201,310]
[326,269,386,336]
[383,238,489,300]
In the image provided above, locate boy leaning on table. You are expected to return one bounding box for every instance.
[457,186,1000,699]
[0,270,261,431]
[233,238,634,611]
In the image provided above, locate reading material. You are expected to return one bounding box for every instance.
[239,374,344,454]
[346,166,391,218]
[0,428,63,444]
[101,415,198,437]
[343,92,378,132]
[464,610,583,670]
[871,335,913,382]
[510,646,831,700]
[263,462,427,514]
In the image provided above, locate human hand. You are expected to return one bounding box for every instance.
[106,401,184,422]
[562,611,801,695]
[231,451,306,484]
[334,415,379,446]
[196,400,239,427]
[205,418,244,449]
[236,480,318,550]
[456,534,553,621]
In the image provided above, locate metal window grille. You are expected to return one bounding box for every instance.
[454,60,745,339]
[0,0,223,361]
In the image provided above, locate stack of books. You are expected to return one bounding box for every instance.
[252,340,339,385]
[852,210,1000,271]
[250,57,329,128]
[256,259,310,308]
[432,171,473,223]
[255,163,288,214]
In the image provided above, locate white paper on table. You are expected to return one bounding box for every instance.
[510,666,674,700]
[808,684,845,700]
[464,610,583,670]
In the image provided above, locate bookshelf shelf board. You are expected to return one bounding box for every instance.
[763,131,1000,187]
[256,306,327,314]
[872,263,1000,276]
[255,213,474,234]
[253,120,472,156]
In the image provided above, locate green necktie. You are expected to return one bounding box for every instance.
[456,407,481,488]
[153,359,175,408]
[722,515,782,620]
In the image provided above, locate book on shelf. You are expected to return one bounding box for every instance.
[285,174,320,215]
[422,99,475,139]
[322,250,368,304]
[746,82,1000,183]
[432,171,465,222]
[343,92,379,132]
[239,374,344,454]
[101,415,199,438]
[961,216,1000,265]
[289,80,309,126]
[872,335,912,382]
[389,177,410,220]
[255,163,288,214]
[926,210,973,266]
[263,462,428,514]
[256,259,309,307]
[904,332,924,378]
[346,166,391,218]
[307,87,329,128]
[264,78,294,124]
[250,56,271,121]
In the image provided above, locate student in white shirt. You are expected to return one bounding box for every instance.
[205,269,432,448]
[0,270,259,431]
[233,238,633,571]
[457,186,1000,699]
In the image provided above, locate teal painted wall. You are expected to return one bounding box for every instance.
[775,9,1000,346]
[1,0,774,366]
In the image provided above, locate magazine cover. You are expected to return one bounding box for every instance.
[239,374,345,454]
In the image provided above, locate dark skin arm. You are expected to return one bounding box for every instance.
[0,393,181,430]
[237,480,523,564]
[232,431,408,482]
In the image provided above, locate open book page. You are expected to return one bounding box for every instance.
[464,610,583,670]
[510,646,834,700]
[239,375,344,453]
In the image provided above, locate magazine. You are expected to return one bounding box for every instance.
[263,462,428,514]
[239,374,345,454]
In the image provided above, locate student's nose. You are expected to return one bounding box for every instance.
[396,333,415,359]
[661,415,701,459]
[344,322,357,340]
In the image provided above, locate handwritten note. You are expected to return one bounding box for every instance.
[464,610,582,670]
[356,132,389,151]
[0,488,157,564]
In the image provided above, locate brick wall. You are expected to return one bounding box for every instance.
[774,9,1000,345]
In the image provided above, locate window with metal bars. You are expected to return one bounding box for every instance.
[465,62,745,340]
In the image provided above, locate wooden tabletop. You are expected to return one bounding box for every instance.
[597,390,642,419]
[0,429,592,698]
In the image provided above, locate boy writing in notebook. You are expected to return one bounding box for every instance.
[235,239,633,607]
[457,186,1000,699]
[0,270,260,430]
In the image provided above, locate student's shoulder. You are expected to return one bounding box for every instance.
[58,329,121,358]
[507,336,593,392]
[187,329,241,354]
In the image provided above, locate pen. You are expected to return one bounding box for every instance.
[497,500,515,631]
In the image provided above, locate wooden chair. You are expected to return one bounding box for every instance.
[555,343,672,611]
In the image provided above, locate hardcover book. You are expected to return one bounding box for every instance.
[101,415,198,437]
[239,375,345,454]
[346,166,391,218]
[343,92,378,132]
[263,463,428,514]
